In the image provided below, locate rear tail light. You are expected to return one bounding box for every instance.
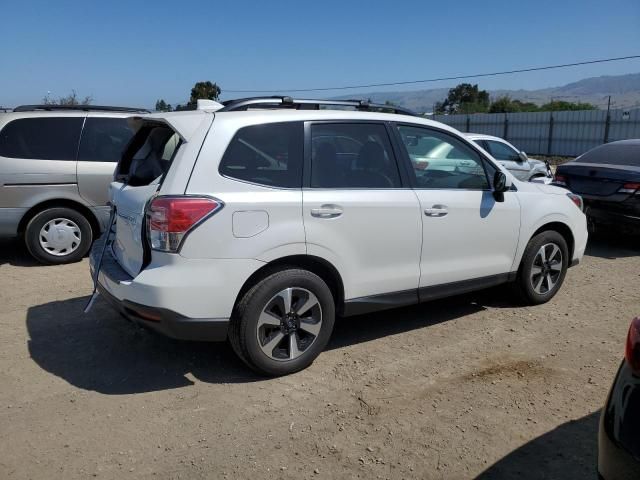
[625,317,640,375]
[146,196,223,252]
[566,192,583,211]
[618,182,640,194]
[553,173,567,186]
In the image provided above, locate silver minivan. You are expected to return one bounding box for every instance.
[0,105,146,264]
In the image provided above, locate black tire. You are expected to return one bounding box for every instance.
[513,230,569,305]
[24,207,93,265]
[229,268,335,376]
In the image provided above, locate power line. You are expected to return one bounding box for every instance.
[223,55,640,94]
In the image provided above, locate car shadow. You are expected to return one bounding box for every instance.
[475,411,600,479]
[586,232,640,259]
[26,293,487,394]
[0,238,41,267]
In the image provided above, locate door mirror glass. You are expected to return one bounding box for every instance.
[493,171,509,193]
[518,151,528,162]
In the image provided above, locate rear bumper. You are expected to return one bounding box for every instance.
[89,236,264,342]
[96,280,229,341]
[586,203,640,233]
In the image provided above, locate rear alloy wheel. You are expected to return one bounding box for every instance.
[229,269,335,376]
[257,287,323,362]
[25,207,93,264]
[513,231,569,305]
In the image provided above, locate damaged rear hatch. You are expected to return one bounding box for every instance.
[107,113,213,277]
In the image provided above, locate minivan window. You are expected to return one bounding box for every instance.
[0,117,83,160]
[78,117,135,162]
[310,123,401,188]
[397,125,489,190]
[219,122,303,188]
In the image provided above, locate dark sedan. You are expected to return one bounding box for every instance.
[554,140,640,234]
[599,317,640,480]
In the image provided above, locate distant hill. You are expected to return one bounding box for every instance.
[334,73,640,112]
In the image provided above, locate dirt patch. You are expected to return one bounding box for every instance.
[463,358,552,381]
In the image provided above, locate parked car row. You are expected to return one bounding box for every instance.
[0,105,558,266]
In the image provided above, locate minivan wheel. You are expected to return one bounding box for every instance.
[513,230,569,305]
[24,207,93,265]
[229,269,335,376]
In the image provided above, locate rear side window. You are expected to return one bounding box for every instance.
[310,123,401,188]
[578,143,640,166]
[0,117,83,160]
[78,118,134,162]
[485,140,520,161]
[219,122,303,188]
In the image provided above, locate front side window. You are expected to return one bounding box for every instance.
[310,123,401,188]
[0,117,83,160]
[485,140,520,162]
[78,117,135,162]
[397,125,489,190]
[219,122,303,188]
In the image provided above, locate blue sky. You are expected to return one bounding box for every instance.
[1,0,639,107]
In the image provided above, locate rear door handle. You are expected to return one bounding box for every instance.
[311,205,343,219]
[424,205,448,217]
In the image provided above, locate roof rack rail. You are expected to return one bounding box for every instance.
[219,96,417,116]
[12,104,150,113]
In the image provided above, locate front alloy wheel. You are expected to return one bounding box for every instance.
[530,243,563,295]
[513,230,569,305]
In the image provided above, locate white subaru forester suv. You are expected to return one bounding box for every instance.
[89,97,587,376]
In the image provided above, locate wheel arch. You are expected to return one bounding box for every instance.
[234,255,346,315]
[18,199,101,239]
[530,221,575,260]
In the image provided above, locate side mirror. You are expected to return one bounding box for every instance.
[518,151,528,162]
[493,171,511,201]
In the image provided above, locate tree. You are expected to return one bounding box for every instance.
[189,81,221,103]
[539,100,597,111]
[155,99,173,112]
[43,89,93,106]
[435,83,490,114]
[489,95,539,113]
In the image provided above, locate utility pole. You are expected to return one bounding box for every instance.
[603,95,612,144]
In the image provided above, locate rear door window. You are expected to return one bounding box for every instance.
[0,117,83,160]
[78,117,135,162]
[219,122,303,188]
[485,140,520,161]
[578,143,640,166]
[310,123,402,188]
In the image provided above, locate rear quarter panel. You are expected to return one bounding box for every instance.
[180,115,306,262]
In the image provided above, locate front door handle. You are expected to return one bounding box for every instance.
[424,205,448,217]
[311,205,343,219]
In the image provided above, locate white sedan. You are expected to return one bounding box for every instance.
[466,133,553,182]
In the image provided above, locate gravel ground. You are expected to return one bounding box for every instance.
[0,234,638,480]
